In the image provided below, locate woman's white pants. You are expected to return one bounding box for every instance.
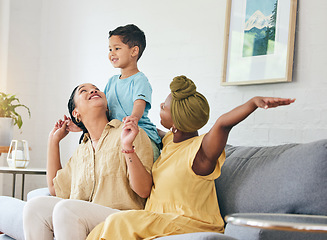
[23,196,119,240]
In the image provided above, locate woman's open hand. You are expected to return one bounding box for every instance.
[121,116,139,150]
[253,97,295,109]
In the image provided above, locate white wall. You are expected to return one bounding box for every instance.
[0,0,11,195]
[0,0,10,91]
[1,0,326,197]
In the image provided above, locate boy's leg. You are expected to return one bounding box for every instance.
[52,199,119,240]
[23,196,61,240]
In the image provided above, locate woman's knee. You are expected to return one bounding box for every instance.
[52,199,73,220]
[52,199,87,226]
[24,196,47,220]
[105,210,135,225]
[52,199,90,237]
[24,196,60,222]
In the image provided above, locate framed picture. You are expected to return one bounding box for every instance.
[221,0,298,85]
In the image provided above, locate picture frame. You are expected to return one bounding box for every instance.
[221,0,298,85]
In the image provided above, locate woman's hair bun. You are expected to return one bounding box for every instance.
[170,75,196,100]
[169,75,210,132]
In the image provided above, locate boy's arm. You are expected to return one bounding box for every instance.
[131,99,146,121]
[192,97,295,176]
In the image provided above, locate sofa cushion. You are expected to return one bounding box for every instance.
[215,139,327,219]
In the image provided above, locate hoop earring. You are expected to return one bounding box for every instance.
[170,127,178,134]
[75,116,80,123]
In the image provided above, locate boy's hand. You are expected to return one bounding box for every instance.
[121,116,139,150]
[122,116,139,125]
[253,97,295,109]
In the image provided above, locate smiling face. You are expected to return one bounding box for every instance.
[159,94,174,130]
[108,35,139,69]
[72,83,107,120]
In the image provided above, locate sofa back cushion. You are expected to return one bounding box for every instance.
[215,139,327,220]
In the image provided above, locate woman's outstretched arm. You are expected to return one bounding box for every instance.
[47,120,69,196]
[192,97,295,176]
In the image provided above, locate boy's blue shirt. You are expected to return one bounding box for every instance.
[104,72,161,145]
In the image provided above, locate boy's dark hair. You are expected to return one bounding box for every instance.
[109,24,146,60]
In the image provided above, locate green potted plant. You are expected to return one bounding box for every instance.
[0,92,31,146]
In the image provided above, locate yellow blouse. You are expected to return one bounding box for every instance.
[53,119,153,210]
[87,131,225,239]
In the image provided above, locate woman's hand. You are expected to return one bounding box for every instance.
[121,116,139,150]
[49,119,69,143]
[253,97,296,109]
[63,115,82,132]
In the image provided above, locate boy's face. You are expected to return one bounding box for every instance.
[108,35,138,69]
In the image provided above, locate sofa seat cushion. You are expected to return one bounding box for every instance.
[215,139,327,219]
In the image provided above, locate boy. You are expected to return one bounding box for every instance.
[67,24,161,160]
[105,24,161,160]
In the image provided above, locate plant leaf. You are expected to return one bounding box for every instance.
[16,115,23,129]
[0,92,31,128]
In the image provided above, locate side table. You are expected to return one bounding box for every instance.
[0,166,46,200]
[225,213,327,233]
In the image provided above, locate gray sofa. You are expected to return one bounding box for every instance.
[1,139,326,240]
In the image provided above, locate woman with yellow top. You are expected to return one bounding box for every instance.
[87,76,295,239]
[23,83,153,240]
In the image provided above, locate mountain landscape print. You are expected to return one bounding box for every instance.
[243,0,278,57]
